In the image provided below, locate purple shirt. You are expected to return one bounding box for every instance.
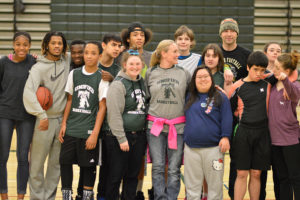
[268,78,300,146]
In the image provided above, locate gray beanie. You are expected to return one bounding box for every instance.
[219,18,239,35]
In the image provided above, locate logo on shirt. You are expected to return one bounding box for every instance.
[90,159,95,163]
[50,69,65,81]
[260,88,264,92]
[78,90,90,109]
[280,101,284,105]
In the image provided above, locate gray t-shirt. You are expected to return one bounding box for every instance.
[145,64,191,134]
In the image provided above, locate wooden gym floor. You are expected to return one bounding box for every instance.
[6,132,278,200]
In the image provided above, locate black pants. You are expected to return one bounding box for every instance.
[61,165,96,189]
[272,144,300,200]
[228,149,269,200]
[105,132,147,200]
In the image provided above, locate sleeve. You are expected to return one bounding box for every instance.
[0,58,4,91]
[106,81,127,144]
[23,64,47,119]
[65,70,74,95]
[98,80,109,101]
[220,93,233,138]
[228,83,239,118]
[197,56,202,66]
[144,68,151,102]
[282,78,300,103]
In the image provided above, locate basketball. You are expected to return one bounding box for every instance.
[36,86,53,111]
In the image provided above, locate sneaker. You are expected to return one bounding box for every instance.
[75,195,82,200]
[135,191,145,200]
[148,188,154,200]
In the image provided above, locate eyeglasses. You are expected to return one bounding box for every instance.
[196,75,210,80]
[128,49,139,55]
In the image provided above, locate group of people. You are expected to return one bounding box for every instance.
[0,17,299,200]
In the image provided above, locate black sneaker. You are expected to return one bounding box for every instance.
[75,196,82,200]
[148,188,154,200]
[135,191,145,200]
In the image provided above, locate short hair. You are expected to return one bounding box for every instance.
[174,25,196,49]
[120,22,152,49]
[247,51,269,69]
[201,43,224,72]
[13,31,31,43]
[85,41,102,55]
[41,31,67,55]
[263,42,282,53]
[102,33,122,44]
[70,40,86,47]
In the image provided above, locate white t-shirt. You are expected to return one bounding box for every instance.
[65,66,109,101]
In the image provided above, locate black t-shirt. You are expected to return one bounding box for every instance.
[0,54,36,120]
[98,62,121,78]
[221,45,251,82]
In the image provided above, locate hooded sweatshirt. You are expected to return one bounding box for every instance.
[23,54,70,119]
[106,70,147,144]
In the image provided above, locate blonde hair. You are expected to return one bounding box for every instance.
[174,25,196,49]
[150,40,176,67]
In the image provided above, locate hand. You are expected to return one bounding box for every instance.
[101,70,114,82]
[120,141,129,152]
[58,124,66,143]
[38,118,49,131]
[275,72,287,81]
[85,133,98,150]
[224,69,234,83]
[219,137,230,153]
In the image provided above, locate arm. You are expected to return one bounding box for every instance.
[223,66,234,83]
[23,65,46,119]
[86,98,107,150]
[106,81,127,144]
[101,70,114,82]
[282,76,300,103]
[58,94,72,143]
[219,93,233,153]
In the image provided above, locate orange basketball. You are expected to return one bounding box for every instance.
[36,86,53,111]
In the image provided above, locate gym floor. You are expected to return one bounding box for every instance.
[6,132,277,200]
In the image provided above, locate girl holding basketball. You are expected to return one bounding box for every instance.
[0,32,36,200]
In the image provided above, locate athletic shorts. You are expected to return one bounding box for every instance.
[232,124,271,170]
[60,134,99,167]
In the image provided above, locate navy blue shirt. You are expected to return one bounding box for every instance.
[184,91,232,148]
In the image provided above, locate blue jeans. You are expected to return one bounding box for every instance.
[0,117,35,194]
[147,130,183,200]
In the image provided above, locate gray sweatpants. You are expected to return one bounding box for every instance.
[184,144,224,200]
[29,117,62,200]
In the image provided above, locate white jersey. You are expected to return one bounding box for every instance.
[178,53,201,76]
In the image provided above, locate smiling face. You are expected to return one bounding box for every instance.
[128,28,145,50]
[161,43,180,66]
[48,36,63,57]
[265,43,282,63]
[175,33,191,54]
[13,35,31,60]
[123,55,143,80]
[220,29,238,46]
[204,49,219,73]
[195,68,212,93]
[84,43,100,68]
[71,44,84,66]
